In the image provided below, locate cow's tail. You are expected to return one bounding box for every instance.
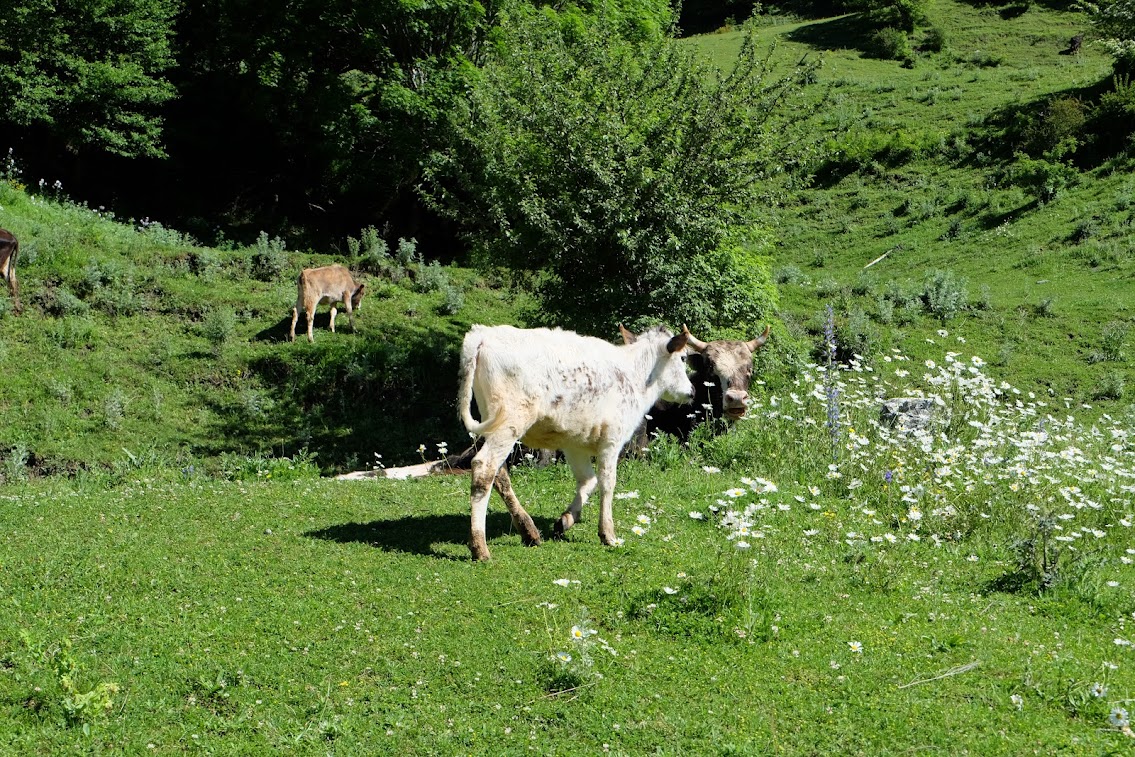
[457,329,491,436]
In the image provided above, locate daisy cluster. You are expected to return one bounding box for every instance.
[692,339,1134,571]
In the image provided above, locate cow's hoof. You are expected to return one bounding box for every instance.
[552,519,567,540]
[469,532,491,561]
[522,532,542,547]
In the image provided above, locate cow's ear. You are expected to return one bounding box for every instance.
[618,324,636,345]
[355,284,365,295]
[667,330,689,354]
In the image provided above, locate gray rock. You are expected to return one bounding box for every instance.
[880,397,935,432]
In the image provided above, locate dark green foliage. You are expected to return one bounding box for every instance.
[848,0,927,32]
[425,14,816,334]
[1009,154,1078,203]
[865,27,913,61]
[1017,97,1086,158]
[0,0,177,158]
[921,26,947,53]
[1092,75,1135,153]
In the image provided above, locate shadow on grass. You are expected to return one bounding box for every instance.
[783,13,878,53]
[253,312,345,343]
[305,511,558,559]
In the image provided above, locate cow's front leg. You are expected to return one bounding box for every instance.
[594,449,620,546]
[554,449,596,539]
[344,301,357,333]
[289,306,300,341]
[493,466,541,547]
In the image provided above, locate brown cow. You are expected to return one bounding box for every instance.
[0,229,20,312]
[624,325,771,448]
[289,265,365,342]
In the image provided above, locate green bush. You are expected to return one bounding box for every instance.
[1009,154,1078,203]
[865,28,913,61]
[1088,320,1130,363]
[850,0,927,31]
[203,307,237,355]
[1018,96,1086,158]
[775,265,805,284]
[439,283,465,315]
[922,26,947,53]
[920,269,968,321]
[1093,75,1135,152]
[417,261,450,293]
[251,232,288,282]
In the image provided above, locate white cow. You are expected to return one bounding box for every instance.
[456,323,694,560]
[289,265,365,343]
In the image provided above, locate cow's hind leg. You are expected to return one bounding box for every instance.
[492,466,541,547]
[553,449,597,539]
[594,447,621,546]
[469,436,515,561]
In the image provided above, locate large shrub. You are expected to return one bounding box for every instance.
[424,14,816,335]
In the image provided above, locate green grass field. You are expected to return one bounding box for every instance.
[3,345,1135,752]
[2,0,1135,751]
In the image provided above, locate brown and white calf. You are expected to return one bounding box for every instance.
[289,265,365,342]
[0,229,20,312]
[625,325,770,446]
[456,324,694,560]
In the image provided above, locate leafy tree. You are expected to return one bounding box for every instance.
[0,0,178,158]
[1083,0,1135,73]
[424,12,818,335]
[163,0,494,239]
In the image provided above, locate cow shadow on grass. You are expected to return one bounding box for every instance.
[252,313,338,343]
[305,512,559,559]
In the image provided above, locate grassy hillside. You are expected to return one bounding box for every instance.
[0,0,1131,480]
[0,182,531,476]
[692,0,1134,403]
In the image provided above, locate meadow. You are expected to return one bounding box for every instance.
[3,335,1135,753]
[2,0,1135,753]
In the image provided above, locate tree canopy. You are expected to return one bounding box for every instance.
[424,12,819,334]
[0,0,178,158]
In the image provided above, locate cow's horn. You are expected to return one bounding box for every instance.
[683,324,709,353]
[747,325,771,353]
[618,323,636,345]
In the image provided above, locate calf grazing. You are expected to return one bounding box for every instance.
[626,325,770,447]
[289,265,365,342]
[0,229,20,312]
[457,324,693,560]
